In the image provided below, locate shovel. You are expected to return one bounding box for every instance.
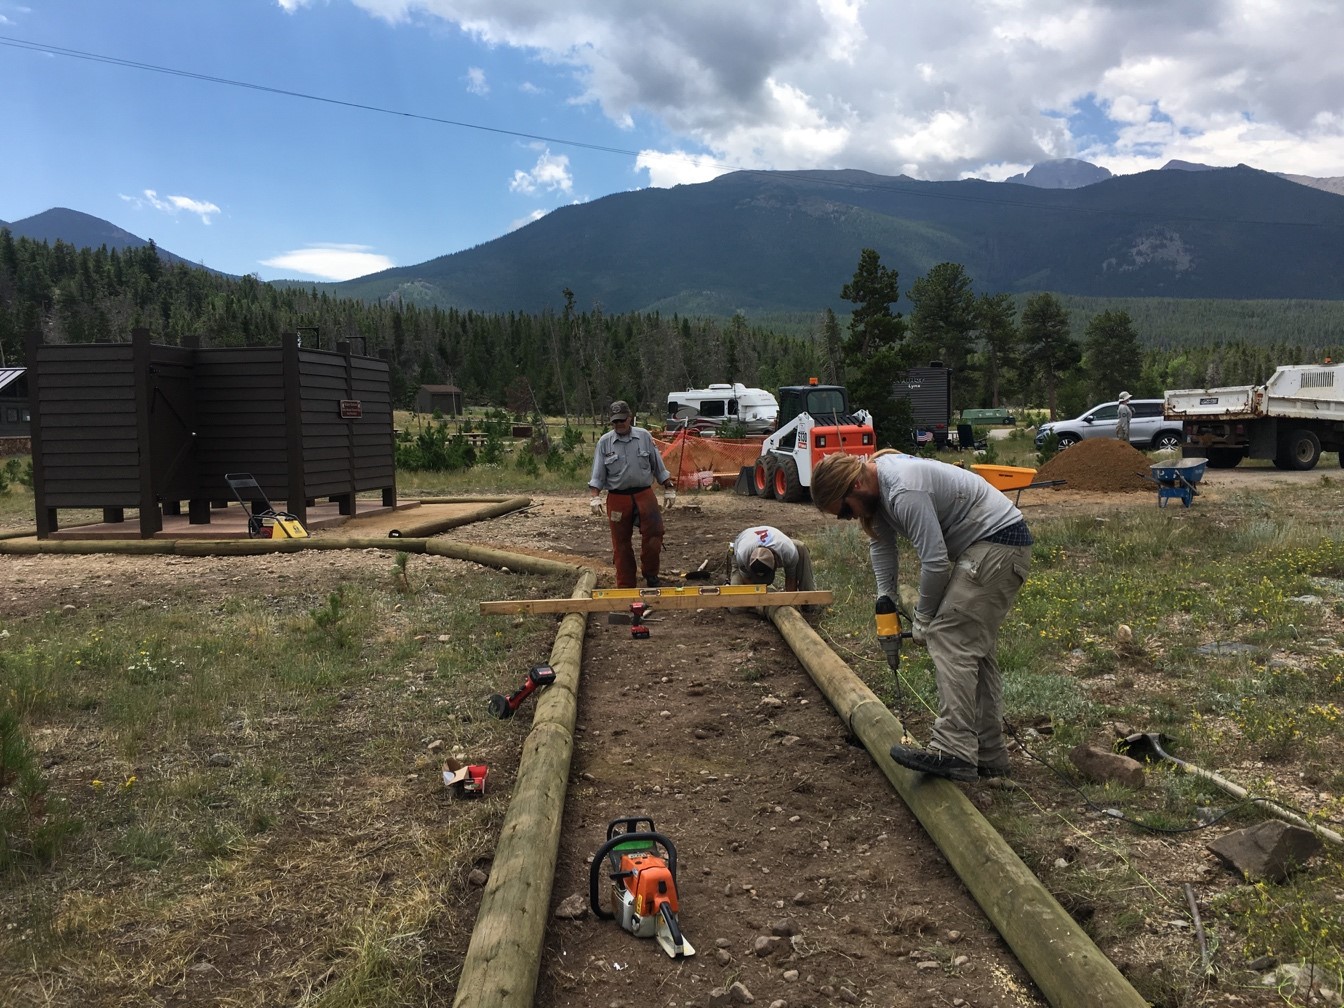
[1119,732,1342,847]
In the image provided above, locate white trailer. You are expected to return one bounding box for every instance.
[665,383,778,435]
[1165,362,1344,470]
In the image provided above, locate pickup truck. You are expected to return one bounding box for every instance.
[1164,362,1344,470]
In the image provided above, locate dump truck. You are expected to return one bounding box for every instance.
[1165,362,1344,470]
[749,382,875,501]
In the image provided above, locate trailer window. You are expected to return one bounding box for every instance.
[699,400,727,418]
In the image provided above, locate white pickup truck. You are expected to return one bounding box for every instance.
[1164,362,1344,470]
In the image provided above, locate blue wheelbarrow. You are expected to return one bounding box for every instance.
[1143,458,1207,508]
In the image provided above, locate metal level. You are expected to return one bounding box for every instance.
[480,588,832,615]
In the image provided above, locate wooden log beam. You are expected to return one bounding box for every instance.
[767,605,1148,1008]
[385,495,532,538]
[426,540,582,578]
[452,568,596,1008]
[480,588,832,615]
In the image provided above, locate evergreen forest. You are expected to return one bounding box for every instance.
[3,228,1342,423]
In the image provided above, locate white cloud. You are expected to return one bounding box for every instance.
[466,66,488,95]
[333,0,1344,179]
[509,209,548,231]
[635,150,730,188]
[259,244,395,281]
[120,189,221,225]
[508,148,573,195]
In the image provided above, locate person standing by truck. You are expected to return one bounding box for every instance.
[810,450,1032,782]
[1115,391,1133,443]
[589,400,677,588]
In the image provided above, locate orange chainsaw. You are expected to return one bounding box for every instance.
[588,816,695,958]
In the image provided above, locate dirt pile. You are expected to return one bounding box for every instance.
[1036,437,1154,492]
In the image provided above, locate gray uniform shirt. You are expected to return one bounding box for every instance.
[588,426,671,491]
[731,525,802,578]
[868,455,1023,620]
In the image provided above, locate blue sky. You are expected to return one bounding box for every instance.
[3,0,1343,283]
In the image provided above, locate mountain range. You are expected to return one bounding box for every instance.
[7,160,1344,316]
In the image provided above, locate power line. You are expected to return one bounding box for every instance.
[3,33,1340,230]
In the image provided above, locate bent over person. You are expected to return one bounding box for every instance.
[811,450,1032,782]
[729,525,816,592]
[589,400,676,588]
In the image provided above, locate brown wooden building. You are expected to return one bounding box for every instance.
[414,384,464,416]
[26,328,396,538]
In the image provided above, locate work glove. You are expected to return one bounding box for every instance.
[663,487,677,509]
[911,614,931,644]
[589,496,604,517]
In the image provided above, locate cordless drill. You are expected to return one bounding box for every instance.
[487,664,558,719]
[874,595,910,674]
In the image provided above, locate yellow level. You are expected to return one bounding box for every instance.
[479,588,832,616]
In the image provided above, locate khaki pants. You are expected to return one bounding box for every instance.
[924,540,1031,768]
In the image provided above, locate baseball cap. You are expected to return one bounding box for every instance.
[609,400,632,421]
[747,546,777,582]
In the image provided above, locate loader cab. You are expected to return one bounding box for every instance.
[776,385,851,429]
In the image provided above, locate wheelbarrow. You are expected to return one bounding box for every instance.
[1141,458,1207,508]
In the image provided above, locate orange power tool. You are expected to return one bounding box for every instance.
[588,816,695,958]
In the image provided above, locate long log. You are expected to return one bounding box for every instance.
[452,568,596,1008]
[0,539,177,555]
[425,539,582,578]
[386,496,532,538]
[480,589,832,615]
[302,536,429,553]
[768,605,1148,1008]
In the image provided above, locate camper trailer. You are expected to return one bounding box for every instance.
[665,383,778,435]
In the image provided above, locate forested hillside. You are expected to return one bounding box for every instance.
[3,228,1341,422]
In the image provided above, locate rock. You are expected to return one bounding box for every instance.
[1068,744,1146,789]
[553,894,587,919]
[207,753,232,767]
[1207,821,1322,882]
[427,739,445,752]
[468,868,489,887]
[1261,963,1341,1006]
[715,949,732,965]
[839,987,859,1004]
[782,969,799,981]
[729,982,754,1004]
[770,918,800,937]
[752,935,784,957]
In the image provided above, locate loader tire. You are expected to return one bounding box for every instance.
[754,456,778,500]
[775,457,806,502]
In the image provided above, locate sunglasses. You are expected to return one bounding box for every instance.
[836,498,854,521]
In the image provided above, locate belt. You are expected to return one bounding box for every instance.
[981,519,1033,546]
[608,486,650,495]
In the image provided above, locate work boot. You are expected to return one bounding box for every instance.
[645,575,662,589]
[888,744,978,782]
[977,763,1012,779]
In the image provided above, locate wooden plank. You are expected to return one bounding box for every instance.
[480,589,832,615]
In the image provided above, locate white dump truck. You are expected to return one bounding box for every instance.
[665,383,778,435]
[1165,362,1344,470]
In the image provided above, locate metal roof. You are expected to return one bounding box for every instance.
[0,367,26,394]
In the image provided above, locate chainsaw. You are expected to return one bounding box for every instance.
[588,816,695,958]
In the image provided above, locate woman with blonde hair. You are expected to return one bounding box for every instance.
[811,449,1032,782]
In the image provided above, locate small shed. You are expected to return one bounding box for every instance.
[26,328,397,538]
[415,384,464,416]
[0,367,29,437]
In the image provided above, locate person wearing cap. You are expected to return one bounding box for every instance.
[1115,391,1133,443]
[589,400,677,588]
[809,450,1032,783]
[729,525,815,592]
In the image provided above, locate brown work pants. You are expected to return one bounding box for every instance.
[605,486,664,588]
[924,540,1032,769]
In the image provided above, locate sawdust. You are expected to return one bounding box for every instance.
[1035,437,1155,492]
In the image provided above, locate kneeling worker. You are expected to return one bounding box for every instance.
[730,525,816,592]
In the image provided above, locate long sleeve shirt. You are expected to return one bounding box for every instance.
[867,455,1023,620]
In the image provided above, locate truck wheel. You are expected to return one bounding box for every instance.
[754,457,778,500]
[1153,430,1183,452]
[775,457,805,502]
[1279,429,1321,471]
[1204,447,1243,469]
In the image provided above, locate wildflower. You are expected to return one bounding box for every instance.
[91,779,105,791]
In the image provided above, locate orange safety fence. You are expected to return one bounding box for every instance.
[653,430,766,490]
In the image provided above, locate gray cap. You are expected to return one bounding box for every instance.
[609,400,632,420]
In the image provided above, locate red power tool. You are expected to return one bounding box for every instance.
[589,816,695,958]
[487,664,557,719]
[629,601,651,639]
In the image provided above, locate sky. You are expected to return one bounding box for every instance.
[3,0,1344,283]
